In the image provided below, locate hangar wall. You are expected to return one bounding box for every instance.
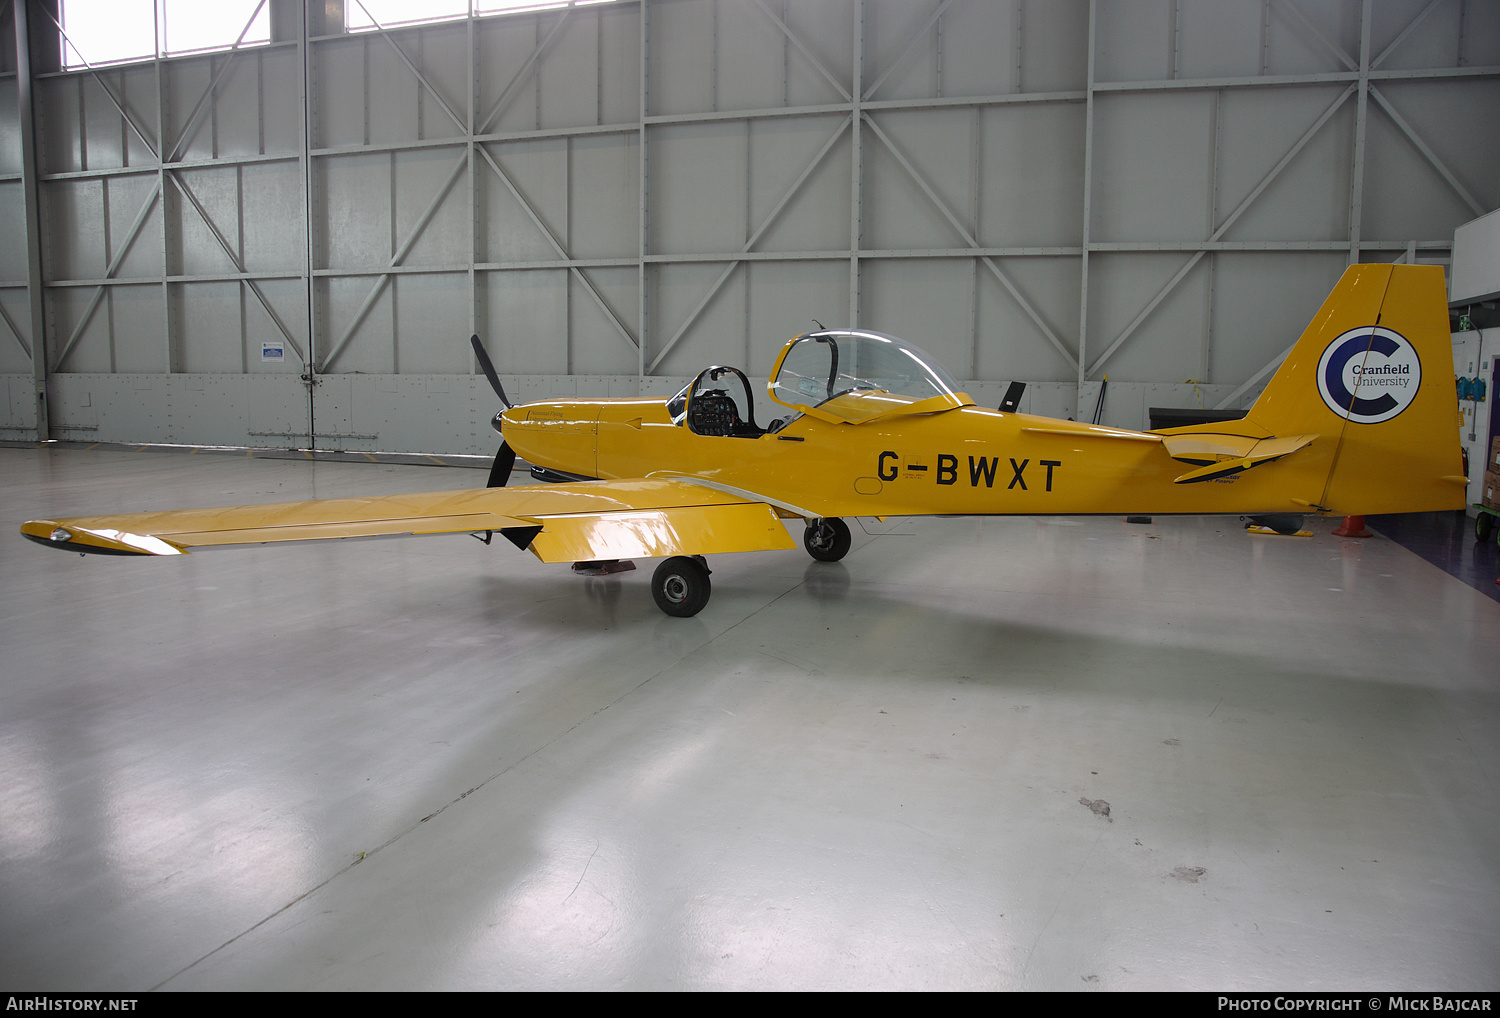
[1,0,1497,454]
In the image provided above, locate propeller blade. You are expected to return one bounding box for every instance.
[470,334,512,409]
[487,441,517,488]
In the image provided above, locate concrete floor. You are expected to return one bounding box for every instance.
[2,444,1498,991]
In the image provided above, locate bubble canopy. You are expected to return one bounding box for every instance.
[768,330,963,412]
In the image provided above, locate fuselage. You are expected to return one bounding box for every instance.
[500,394,1367,519]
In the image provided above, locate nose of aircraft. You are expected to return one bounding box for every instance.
[493,406,523,435]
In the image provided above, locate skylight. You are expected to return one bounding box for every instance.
[59,0,271,70]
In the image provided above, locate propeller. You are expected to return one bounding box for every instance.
[471,334,513,409]
[472,334,516,488]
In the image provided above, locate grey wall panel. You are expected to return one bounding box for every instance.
[244,279,309,374]
[537,12,604,131]
[1212,86,1354,243]
[1016,0,1088,93]
[108,174,166,278]
[717,0,794,112]
[318,38,372,148]
[1176,0,1264,79]
[597,4,641,126]
[647,0,716,117]
[864,109,978,248]
[173,282,242,373]
[110,284,167,373]
[858,0,941,102]
[1095,0,1172,84]
[1265,3,1360,76]
[1091,92,1214,243]
[172,167,242,276]
[651,122,749,253]
[320,152,393,267]
[482,138,567,262]
[941,1,1024,99]
[743,259,845,373]
[1086,253,1210,382]
[393,148,470,266]
[1,374,35,432]
[0,293,31,374]
[206,53,267,160]
[0,181,27,280]
[260,47,304,155]
[168,58,219,163]
[240,161,305,271]
[862,119,967,250]
[43,179,105,279]
[974,257,1082,383]
[747,118,850,252]
[0,77,19,173]
[783,0,854,107]
[80,75,129,170]
[320,275,393,373]
[37,76,80,173]
[1362,80,1500,236]
[1207,252,1349,385]
[862,258,973,375]
[118,65,160,167]
[651,259,744,375]
[391,274,471,374]
[978,103,1085,248]
[567,265,640,375]
[411,25,469,142]
[366,39,422,148]
[482,269,568,374]
[568,134,638,258]
[482,14,548,133]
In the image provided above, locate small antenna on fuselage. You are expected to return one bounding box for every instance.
[811,319,824,330]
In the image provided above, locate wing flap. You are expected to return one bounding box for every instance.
[524,503,797,563]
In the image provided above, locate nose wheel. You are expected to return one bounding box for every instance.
[804,517,851,562]
[652,556,712,617]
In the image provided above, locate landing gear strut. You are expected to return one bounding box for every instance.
[804,517,851,562]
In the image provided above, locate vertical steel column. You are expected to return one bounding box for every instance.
[1348,0,1371,266]
[14,0,49,440]
[300,0,318,445]
[1077,0,1097,390]
[155,3,172,373]
[467,7,478,344]
[637,0,648,378]
[848,1,862,329]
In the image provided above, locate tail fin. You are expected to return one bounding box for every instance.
[1244,263,1465,514]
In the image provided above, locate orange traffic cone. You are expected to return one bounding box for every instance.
[1332,515,1372,538]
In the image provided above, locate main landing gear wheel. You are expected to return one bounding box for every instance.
[652,556,712,617]
[1476,512,1493,543]
[804,517,851,562]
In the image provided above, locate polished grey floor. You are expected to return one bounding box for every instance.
[2,445,1497,991]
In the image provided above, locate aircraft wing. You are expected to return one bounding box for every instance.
[20,478,800,561]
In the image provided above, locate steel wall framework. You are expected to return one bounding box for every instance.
[1,0,1497,453]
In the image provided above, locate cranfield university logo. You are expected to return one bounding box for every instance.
[1316,326,1422,424]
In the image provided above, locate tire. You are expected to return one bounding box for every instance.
[804,517,852,562]
[1476,512,1494,543]
[652,556,712,617]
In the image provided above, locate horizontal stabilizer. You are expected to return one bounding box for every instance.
[1171,434,1317,484]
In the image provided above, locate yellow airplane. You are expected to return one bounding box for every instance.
[21,263,1466,617]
